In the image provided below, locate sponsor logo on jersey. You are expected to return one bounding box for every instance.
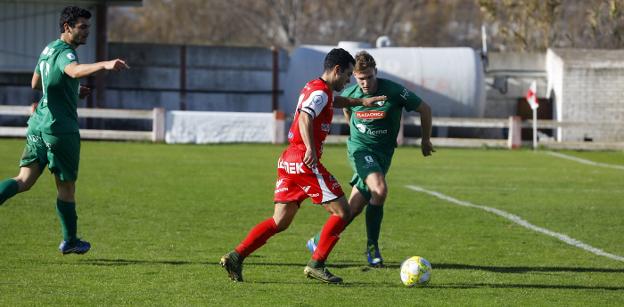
[302,186,311,193]
[278,159,306,174]
[67,53,76,60]
[376,100,386,107]
[354,123,388,136]
[356,123,367,133]
[275,187,289,194]
[367,129,388,136]
[311,95,322,106]
[275,179,284,188]
[355,111,386,120]
[308,193,320,198]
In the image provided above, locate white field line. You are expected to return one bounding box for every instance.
[405,185,624,263]
[546,151,624,171]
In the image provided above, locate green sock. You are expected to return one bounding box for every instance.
[312,232,320,246]
[0,179,19,205]
[365,203,384,248]
[307,259,324,268]
[56,199,78,242]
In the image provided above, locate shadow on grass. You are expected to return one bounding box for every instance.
[77,258,214,266]
[424,283,624,291]
[338,282,624,291]
[76,259,624,275]
[246,280,624,291]
[432,263,624,274]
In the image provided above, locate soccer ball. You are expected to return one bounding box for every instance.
[400,256,432,287]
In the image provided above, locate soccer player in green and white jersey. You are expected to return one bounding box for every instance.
[0,6,128,254]
[306,51,434,267]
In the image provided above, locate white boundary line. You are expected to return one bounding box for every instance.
[405,185,624,263]
[546,151,624,171]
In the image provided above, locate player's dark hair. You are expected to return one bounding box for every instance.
[355,51,376,72]
[59,6,91,33]
[323,48,355,72]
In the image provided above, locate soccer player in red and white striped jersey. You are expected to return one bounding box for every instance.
[220,48,385,284]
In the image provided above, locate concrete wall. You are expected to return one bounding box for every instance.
[482,52,547,138]
[484,52,547,119]
[547,49,624,142]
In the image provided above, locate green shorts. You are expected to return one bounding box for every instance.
[19,127,80,182]
[347,145,393,201]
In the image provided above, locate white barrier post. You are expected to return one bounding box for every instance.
[273,110,286,144]
[152,107,166,142]
[507,116,521,149]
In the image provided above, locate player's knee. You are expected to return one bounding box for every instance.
[335,207,351,222]
[274,219,291,232]
[370,186,387,202]
[56,186,76,202]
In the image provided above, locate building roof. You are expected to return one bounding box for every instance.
[549,48,624,69]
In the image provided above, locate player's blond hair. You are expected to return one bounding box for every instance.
[354,51,376,72]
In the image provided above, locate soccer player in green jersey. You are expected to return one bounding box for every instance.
[0,6,129,254]
[306,51,434,267]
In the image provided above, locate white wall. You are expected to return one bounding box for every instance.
[547,49,624,142]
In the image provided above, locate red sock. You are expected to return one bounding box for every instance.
[312,215,347,262]
[235,218,278,258]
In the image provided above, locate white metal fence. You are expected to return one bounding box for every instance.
[1,105,622,150]
[0,105,165,142]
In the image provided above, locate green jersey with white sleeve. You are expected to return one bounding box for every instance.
[29,39,80,134]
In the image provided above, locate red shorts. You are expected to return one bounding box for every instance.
[274,147,344,205]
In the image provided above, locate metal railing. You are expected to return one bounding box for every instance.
[0,105,165,142]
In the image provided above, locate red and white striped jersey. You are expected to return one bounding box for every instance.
[287,78,334,157]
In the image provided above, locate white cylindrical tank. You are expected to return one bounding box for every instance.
[282,45,485,121]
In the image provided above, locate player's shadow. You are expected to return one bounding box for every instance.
[77,258,213,266]
[425,283,624,291]
[76,259,624,276]
[432,263,624,274]
[341,281,624,291]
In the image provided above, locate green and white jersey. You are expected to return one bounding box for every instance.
[342,78,422,152]
[29,39,79,134]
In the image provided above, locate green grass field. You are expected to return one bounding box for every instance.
[1,139,623,306]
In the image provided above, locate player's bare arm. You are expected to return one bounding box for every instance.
[333,95,387,108]
[31,72,41,90]
[416,102,435,156]
[342,108,352,122]
[298,112,318,169]
[64,59,129,79]
[30,72,42,112]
